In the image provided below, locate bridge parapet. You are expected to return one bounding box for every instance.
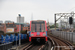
[52,31,75,45]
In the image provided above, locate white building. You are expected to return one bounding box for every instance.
[17,16,24,23]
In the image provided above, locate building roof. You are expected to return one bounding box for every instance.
[15,23,29,25]
[15,23,26,25]
[6,24,16,28]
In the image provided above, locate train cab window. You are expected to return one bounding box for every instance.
[36,24,41,32]
[31,24,35,32]
[41,23,45,32]
[31,21,45,32]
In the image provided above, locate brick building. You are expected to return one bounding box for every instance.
[6,23,16,33]
[22,24,30,31]
[15,23,30,31]
[0,23,6,36]
[15,25,21,32]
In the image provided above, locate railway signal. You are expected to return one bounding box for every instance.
[69,17,73,25]
[54,12,75,30]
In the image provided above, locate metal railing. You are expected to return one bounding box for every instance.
[0,42,12,50]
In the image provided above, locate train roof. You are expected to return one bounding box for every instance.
[31,20,46,21]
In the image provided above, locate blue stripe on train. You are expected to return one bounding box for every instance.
[46,31,47,37]
[29,31,31,37]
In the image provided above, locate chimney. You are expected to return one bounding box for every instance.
[8,22,9,25]
[13,22,14,25]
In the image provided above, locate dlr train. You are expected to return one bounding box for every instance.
[29,20,47,42]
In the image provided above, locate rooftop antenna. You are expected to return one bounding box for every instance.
[31,13,33,20]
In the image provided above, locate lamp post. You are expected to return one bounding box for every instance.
[19,14,21,46]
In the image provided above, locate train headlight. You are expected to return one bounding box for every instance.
[31,34,34,36]
[43,34,46,36]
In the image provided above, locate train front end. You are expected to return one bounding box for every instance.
[29,20,47,42]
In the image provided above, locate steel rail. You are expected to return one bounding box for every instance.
[48,34,75,50]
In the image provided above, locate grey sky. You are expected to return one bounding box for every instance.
[0,0,75,23]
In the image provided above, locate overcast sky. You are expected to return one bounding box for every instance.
[0,0,75,23]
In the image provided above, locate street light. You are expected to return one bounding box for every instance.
[18,14,21,46]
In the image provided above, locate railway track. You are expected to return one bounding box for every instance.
[28,44,45,50]
[20,31,75,50]
[21,42,45,50]
[21,42,33,50]
[21,39,52,50]
[48,33,75,50]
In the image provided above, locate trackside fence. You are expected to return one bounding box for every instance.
[0,42,12,50]
[52,31,75,44]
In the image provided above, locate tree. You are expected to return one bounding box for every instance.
[49,23,58,28]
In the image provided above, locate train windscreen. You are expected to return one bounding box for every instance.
[31,21,45,32]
